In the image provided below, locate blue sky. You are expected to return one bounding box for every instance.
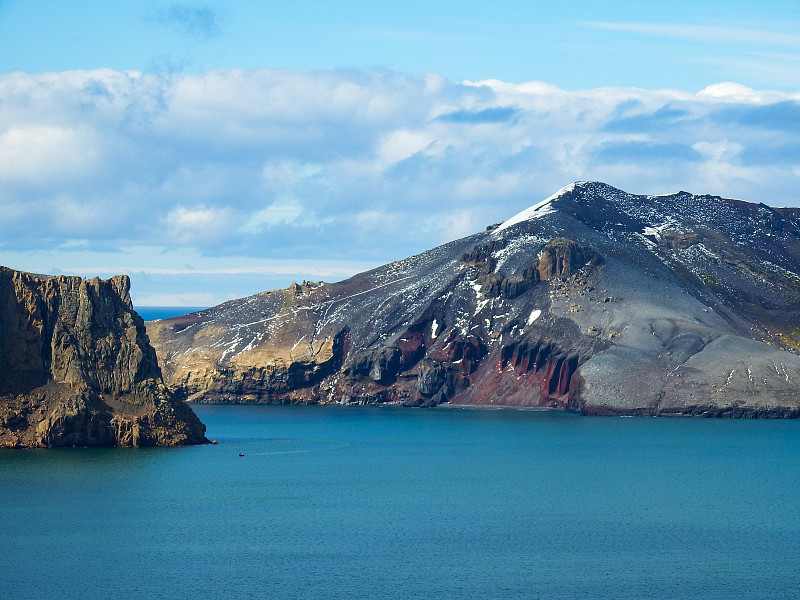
[1,1,800,306]
[4,1,800,89]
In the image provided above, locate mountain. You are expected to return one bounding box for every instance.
[0,268,208,447]
[147,182,800,417]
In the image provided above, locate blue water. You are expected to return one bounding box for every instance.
[135,306,207,321]
[2,405,800,600]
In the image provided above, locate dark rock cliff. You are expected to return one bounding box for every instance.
[0,267,208,447]
[148,182,800,417]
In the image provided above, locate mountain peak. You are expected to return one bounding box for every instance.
[147,183,800,418]
[495,181,635,233]
[495,182,574,232]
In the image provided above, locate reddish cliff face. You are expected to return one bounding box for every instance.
[148,237,604,409]
[0,267,207,448]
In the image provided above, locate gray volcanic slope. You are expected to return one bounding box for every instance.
[148,182,800,416]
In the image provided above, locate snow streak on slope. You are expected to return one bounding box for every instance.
[495,183,574,232]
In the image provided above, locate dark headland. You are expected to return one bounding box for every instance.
[0,267,207,448]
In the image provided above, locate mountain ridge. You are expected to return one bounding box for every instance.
[147,182,800,416]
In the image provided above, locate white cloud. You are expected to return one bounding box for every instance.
[133,292,224,307]
[377,129,434,169]
[65,264,367,277]
[692,141,744,162]
[428,209,480,241]
[354,210,385,229]
[698,83,765,103]
[0,125,100,184]
[163,205,237,246]
[240,200,303,233]
[1,68,800,304]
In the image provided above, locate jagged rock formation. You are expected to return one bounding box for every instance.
[536,238,603,280]
[148,182,800,417]
[0,267,208,447]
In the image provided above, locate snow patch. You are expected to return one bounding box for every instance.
[642,219,679,239]
[431,319,439,339]
[291,335,307,352]
[495,183,574,232]
[527,309,542,325]
[491,232,549,271]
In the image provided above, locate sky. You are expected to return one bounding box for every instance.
[1,1,800,307]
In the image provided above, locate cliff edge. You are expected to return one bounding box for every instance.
[0,267,208,447]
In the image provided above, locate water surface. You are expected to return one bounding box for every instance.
[135,306,207,321]
[2,405,799,599]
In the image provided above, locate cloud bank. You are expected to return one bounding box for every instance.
[1,68,799,304]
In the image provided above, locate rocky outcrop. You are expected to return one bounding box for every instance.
[536,238,603,280]
[658,230,700,250]
[146,289,348,404]
[348,347,402,384]
[0,267,207,448]
[148,182,800,418]
[461,240,541,299]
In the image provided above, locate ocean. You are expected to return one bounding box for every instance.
[135,306,208,321]
[2,404,799,599]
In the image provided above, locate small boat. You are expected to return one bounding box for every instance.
[239,453,245,457]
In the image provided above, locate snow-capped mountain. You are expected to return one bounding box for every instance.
[147,182,800,416]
